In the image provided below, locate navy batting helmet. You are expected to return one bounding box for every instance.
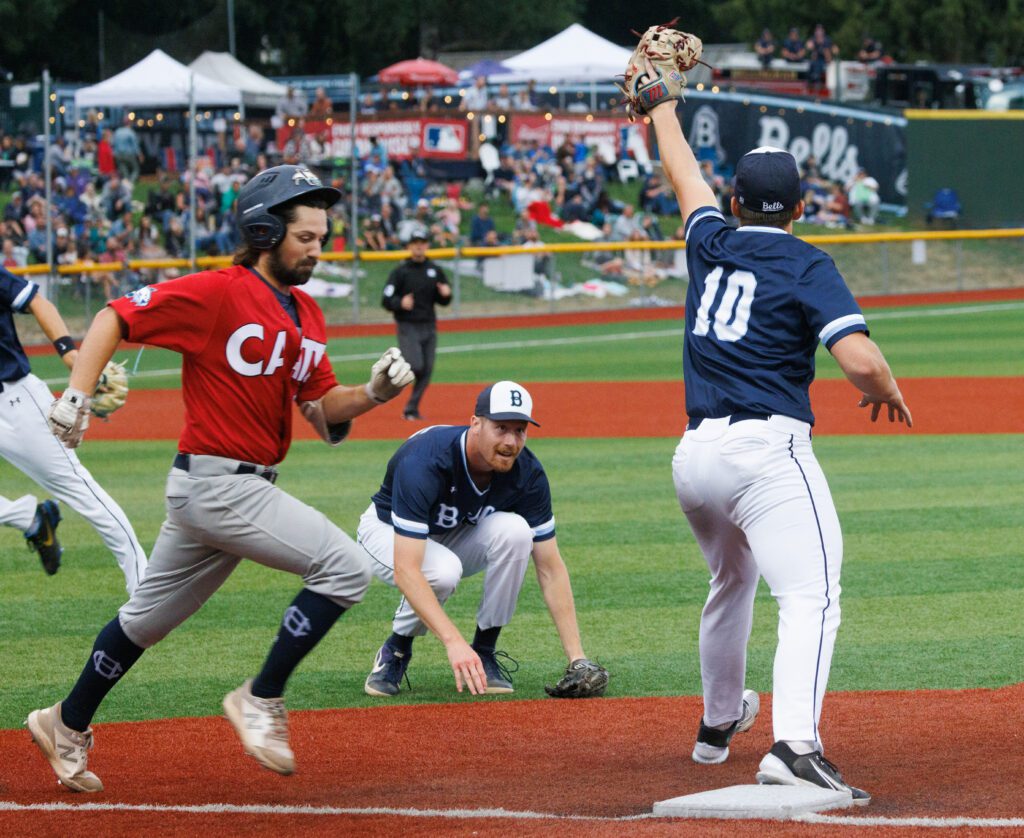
[236,164,342,250]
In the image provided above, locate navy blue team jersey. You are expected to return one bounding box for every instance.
[683,207,868,425]
[0,266,39,382]
[371,424,556,542]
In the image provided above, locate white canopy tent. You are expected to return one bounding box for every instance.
[74,49,242,109]
[491,23,633,83]
[188,51,288,110]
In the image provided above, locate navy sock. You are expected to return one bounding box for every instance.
[251,589,346,699]
[387,631,414,655]
[472,625,502,652]
[62,617,145,732]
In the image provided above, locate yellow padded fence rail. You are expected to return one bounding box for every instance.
[7,228,1024,275]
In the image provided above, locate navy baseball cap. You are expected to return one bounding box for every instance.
[733,146,802,214]
[474,381,539,426]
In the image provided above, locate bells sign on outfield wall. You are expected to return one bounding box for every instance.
[678,92,907,207]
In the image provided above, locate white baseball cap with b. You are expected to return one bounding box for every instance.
[474,381,539,426]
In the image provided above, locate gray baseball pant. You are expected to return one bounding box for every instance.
[119,460,371,648]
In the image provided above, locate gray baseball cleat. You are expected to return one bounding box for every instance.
[692,689,760,764]
[26,702,104,792]
[222,679,295,775]
[756,741,871,805]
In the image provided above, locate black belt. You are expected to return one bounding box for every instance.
[173,452,278,484]
[687,411,771,431]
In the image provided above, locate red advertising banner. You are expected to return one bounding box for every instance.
[508,114,648,155]
[281,118,468,160]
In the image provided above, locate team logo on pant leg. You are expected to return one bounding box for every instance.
[92,650,124,680]
[282,606,311,638]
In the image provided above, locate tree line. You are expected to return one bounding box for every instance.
[1,0,1020,84]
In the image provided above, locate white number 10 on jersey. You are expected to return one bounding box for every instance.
[693,267,757,342]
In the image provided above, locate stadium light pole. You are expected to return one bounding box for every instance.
[227,0,237,56]
[188,73,197,270]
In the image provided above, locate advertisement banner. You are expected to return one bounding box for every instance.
[508,114,649,156]
[284,118,468,160]
[678,93,907,206]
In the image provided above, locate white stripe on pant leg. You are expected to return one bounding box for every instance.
[742,434,843,745]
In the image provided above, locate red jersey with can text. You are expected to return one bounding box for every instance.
[109,266,338,464]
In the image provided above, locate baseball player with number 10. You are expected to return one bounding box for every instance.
[26,165,414,792]
[622,25,912,803]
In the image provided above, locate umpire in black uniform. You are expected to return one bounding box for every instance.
[381,231,452,420]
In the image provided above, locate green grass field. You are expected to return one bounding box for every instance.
[29,299,1024,390]
[2,299,1022,729]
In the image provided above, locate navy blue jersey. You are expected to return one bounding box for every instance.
[0,266,39,382]
[683,207,867,424]
[371,424,555,542]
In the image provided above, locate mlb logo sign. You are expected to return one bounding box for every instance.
[422,122,466,157]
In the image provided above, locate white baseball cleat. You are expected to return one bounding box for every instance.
[222,679,295,775]
[692,689,760,764]
[26,702,104,793]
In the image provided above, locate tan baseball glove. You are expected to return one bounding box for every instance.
[619,21,704,121]
[91,360,129,419]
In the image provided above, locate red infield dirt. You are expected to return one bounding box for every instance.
[2,684,1021,837]
[85,376,1023,442]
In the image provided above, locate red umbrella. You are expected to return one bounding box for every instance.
[377,57,459,86]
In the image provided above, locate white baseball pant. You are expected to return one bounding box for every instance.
[0,492,37,531]
[357,504,533,637]
[0,373,147,593]
[672,414,843,748]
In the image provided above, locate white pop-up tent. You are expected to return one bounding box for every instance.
[492,23,633,83]
[74,49,242,109]
[188,51,288,110]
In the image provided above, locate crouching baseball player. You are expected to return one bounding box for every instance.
[358,381,609,699]
[25,164,414,792]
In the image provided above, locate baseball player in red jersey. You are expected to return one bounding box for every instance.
[26,165,414,792]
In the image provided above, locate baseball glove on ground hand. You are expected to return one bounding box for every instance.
[91,360,129,419]
[545,658,609,699]
[619,21,704,121]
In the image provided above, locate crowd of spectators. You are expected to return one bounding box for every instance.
[0,68,890,303]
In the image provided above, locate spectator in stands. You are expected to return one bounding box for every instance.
[146,175,177,229]
[378,165,406,212]
[755,29,777,69]
[460,76,489,112]
[96,128,116,179]
[824,183,852,228]
[493,84,513,111]
[112,117,143,183]
[359,93,377,115]
[276,86,308,120]
[308,86,333,118]
[57,183,88,229]
[95,235,126,300]
[806,24,839,90]
[361,213,389,251]
[847,169,881,225]
[612,203,640,240]
[640,172,679,216]
[469,203,496,246]
[781,27,806,62]
[857,36,884,63]
[512,88,537,111]
[1,237,23,268]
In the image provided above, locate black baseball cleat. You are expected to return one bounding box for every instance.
[756,741,871,805]
[26,500,63,575]
[692,689,760,764]
[364,641,412,697]
[473,646,518,694]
